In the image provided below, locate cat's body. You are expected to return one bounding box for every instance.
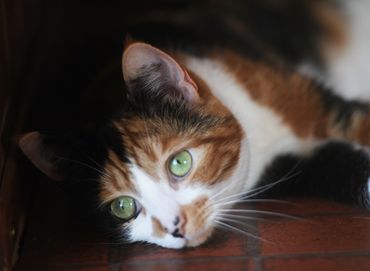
[19,0,370,249]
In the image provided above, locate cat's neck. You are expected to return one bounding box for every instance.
[185,55,316,191]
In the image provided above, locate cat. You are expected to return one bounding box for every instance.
[18,0,370,249]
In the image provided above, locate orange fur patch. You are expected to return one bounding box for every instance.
[99,150,135,202]
[223,51,329,139]
[115,119,161,180]
[152,217,166,238]
[191,124,242,185]
[351,114,370,146]
[181,196,210,238]
[312,1,348,56]
[221,51,370,147]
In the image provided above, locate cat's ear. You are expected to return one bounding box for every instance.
[19,132,63,181]
[122,42,199,102]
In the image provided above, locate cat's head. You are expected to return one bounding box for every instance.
[19,42,247,248]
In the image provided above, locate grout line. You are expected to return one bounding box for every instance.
[108,244,125,271]
[108,249,370,266]
[121,256,250,268]
[249,211,370,224]
[256,250,370,261]
[244,209,264,271]
[16,251,370,270]
[295,211,370,219]
[109,264,121,271]
[252,258,264,271]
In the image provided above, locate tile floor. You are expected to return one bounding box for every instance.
[14,179,370,271]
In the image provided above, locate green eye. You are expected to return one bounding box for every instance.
[110,196,137,220]
[169,150,192,177]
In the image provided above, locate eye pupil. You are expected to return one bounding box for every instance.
[169,150,192,177]
[110,196,137,220]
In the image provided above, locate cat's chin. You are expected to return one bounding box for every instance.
[147,235,187,249]
[185,236,209,248]
[185,228,214,248]
[148,227,214,249]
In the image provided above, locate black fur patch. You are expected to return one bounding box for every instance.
[318,85,369,131]
[123,92,225,136]
[37,123,129,234]
[124,0,326,67]
[259,141,370,208]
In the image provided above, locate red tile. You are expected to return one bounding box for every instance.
[20,266,110,271]
[121,258,250,271]
[66,267,110,271]
[263,256,370,271]
[18,242,109,267]
[260,215,370,256]
[109,230,247,264]
[251,197,366,217]
[15,180,109,270]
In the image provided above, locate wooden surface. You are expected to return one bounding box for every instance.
[0,0,23,269]
[0,0,38,269]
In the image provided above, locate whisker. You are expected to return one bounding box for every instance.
[240,171,302,200]
[218,209,302,220]
[208,182,238,202]
[61,143,114,179]
[74,177,101,182]
[82,152,106,172]
[209,163,297,203]
[212,167,301,206]
[55,155,111,179]
[215,217,258,231]
[215,221,270,243]
[215,213,271,222]
[212,182,278,204]
[214,199,296,208]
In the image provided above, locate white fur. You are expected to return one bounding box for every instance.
[130,165,180,232]
[300,0,370,101]
[127,206,186,249]
[128,163,209,248]
[186,58,318,192]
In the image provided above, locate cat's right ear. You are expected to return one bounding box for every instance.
[19,132,63,181]
[122,42,199,102]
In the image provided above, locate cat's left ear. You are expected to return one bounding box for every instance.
[18,132,63,180]
[122,42,199,102]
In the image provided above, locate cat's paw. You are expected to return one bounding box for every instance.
[354,147,370,209]
[363,148,370,210]
[364,176,370,209]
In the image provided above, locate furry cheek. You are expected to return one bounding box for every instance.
[180,196,210,237]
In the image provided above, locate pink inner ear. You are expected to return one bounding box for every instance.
[122,42,199,101]
[122,44,159,82]
[179,68,199,101]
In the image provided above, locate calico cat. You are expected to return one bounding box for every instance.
[19,0,370,249]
